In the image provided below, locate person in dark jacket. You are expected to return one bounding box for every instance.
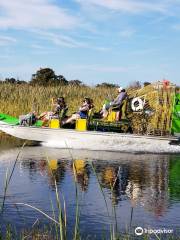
[57,97,68,119]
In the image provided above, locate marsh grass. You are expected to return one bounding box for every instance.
[0,82,176,135]
[0,224,15,240]
[0,83,115,116]
[1,225,179,240]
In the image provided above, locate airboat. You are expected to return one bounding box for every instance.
[0,81,180,153]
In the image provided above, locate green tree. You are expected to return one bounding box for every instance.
[56,75,68,85]
[30,68,68,86]
[96,82,119,88]
[69,79,83,86]
[5,78,17,84]
[16,80,27,84]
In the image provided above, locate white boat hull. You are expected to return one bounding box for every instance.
[0,122,180,153]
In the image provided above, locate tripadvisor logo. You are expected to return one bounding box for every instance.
[135,227,144,236]
[135,227,173,236]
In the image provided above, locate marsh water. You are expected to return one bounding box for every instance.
[0,133,180,239]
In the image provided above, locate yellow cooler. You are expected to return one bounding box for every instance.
[107,111,116,122]
[76,119,87,131]
[49,119,60,128]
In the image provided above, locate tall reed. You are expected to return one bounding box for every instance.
[0,83,115,116]
[0,141,26,214]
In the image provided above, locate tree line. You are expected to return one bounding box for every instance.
[0,68,83,86]
[0,67,119,87]
[0,67,150,88]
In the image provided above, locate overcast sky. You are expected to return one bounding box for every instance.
[0,0,180,86]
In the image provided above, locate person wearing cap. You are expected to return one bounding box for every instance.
[101,87,127,119]
[110,87,127,108]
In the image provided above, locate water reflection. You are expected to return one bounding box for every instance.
[0,135,180,237]
[13,147,180,216]
[21,158,67,188]
[73,160,90,191]
[48,160,67,189]
[169,156,180,200]
[0,132,38,150]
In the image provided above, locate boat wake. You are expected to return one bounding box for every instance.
[41,138,180,154]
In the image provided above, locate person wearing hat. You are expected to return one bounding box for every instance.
[110,87,127,107]
[101,87,127,119]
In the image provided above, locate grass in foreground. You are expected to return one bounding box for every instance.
[1,225,180,240]
[0,144,179,240]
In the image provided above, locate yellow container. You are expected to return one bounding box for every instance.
[103,167,115,184]
[49,159,58,170]
[107,111,116,122]
[49,119,60,128]
[74,159,85,174]
[76,119,87,131]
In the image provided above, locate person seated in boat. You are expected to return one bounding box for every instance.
[87,98,94,118]
[19,111,38,126]
[62,97,92,125]
[57,97,68,119]
[101,87,127,120]
[39,97,68,126]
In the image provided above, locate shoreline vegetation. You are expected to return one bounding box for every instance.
[0,83,115,117]
[0,67,118,117]
[1,225,179,240]
[0,67,148,117]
